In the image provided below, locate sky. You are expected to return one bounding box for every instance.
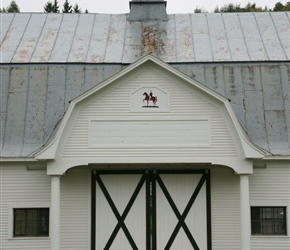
[0,0,284,13]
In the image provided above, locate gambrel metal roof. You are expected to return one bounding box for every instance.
[0,12,290,158]
[1,12,289,63]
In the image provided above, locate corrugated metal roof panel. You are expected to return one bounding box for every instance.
[1,12,289,63]
[207,13,231,61]
[255,12,288,61]
[12,14,47,63]
[270,12,290,61]
[48,14,79,62]
[175,14,195,62]
[223,13,250,61]
[104,14,127,62]
[0,13,15,45]
[30,14,63,62]
[86,14,111,63]
[68,14,95,62]
[190,14,213,62]
[1,14,30,62]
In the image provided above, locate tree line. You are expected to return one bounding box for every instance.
[0,0,88,13]
[195,1,290,13]
[1,0,290,13]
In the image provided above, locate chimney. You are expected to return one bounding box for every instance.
[128,0,168,21]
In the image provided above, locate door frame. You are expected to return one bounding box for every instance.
[91,169,211,250]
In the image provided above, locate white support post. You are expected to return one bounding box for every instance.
[240,174,251,250]
[50,175,61,250]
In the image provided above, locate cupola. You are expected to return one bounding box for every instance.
[128,0,168,21]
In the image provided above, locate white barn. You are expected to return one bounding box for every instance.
[0,1,289,249]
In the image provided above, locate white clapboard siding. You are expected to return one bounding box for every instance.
[60,168,90,250]
[0,163,50,250]
[211,168,241,250]
[250,162,290,250]
[62,67,237,159]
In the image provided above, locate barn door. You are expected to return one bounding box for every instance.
[153,170,211,250]
[91,170,211,250]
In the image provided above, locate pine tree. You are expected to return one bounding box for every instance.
[73,3,81,13]
[6,0,20,12]
[52,0,59,13]
[44,1,53,13]
[44,0,59,13]
[63,0,72,13]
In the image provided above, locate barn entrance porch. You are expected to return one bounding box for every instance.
[91,169,211,250]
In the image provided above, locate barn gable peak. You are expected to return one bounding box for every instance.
[35,55,264,174]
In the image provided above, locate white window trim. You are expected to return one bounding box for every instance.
[8,202,50,240]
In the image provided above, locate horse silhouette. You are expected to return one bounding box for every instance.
[143,92,157,106]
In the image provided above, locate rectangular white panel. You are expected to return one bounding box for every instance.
[89,119,211,148]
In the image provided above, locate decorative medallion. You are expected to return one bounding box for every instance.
[131,87,168,112]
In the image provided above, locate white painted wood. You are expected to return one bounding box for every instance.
[240,174,251,250]
[50,175,61,250]
[0,163,50,249]
[156,174,207,249]
[60,169,90,249]
[250,162,290,250]
[211,168,240,250]
[95,174,146,250]
[89,119,210,148]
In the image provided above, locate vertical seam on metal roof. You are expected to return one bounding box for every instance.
[240,63,248,131]
[0,13,16,60]
[29,14,48,63]
[48,14,66,62]
[31,14,46,61]
[10,14,32,63]
[0,65,11,152]
[121,15,128,63]
[173,14,177,61]
[237,13,251,61]
[189,14,196,61]
[205,13,214,62]
[279,64,290,148]
[103,14,112,62]
[269,12,289,61]
[221,13,233,62]
[84,14,96,63]
[20,65,30,156]
[259,64,271,151]
[43,64,49,144]
[253,12,270,61]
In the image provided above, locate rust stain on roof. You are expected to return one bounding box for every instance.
[142,25,158,56]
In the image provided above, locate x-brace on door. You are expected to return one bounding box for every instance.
[91,169,211,250]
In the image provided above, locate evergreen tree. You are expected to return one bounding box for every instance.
[0,8,6,12]
[44,0,59,13]
[52,0,59,13]
[73,3,81,13]
[63,0,72,13]
[5,0,20,12]
[44,1,53,13]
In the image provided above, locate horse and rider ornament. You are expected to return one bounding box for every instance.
[143,91,158,108]
[131,87,167,112]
